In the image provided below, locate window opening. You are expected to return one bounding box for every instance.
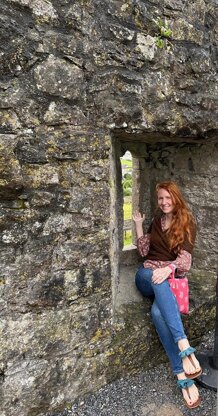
[121,151,132,247]
[111,140,150,317]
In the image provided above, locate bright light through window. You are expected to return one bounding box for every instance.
[120,151,132,247]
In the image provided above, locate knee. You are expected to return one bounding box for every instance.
[135,268,143,289]
[135,266,152,281]
[135,266,152,289]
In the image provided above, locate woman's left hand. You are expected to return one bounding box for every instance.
[152,266,172,284]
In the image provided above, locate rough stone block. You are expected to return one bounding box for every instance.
[34,55,84,100]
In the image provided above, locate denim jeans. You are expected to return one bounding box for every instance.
[135,265,186,374]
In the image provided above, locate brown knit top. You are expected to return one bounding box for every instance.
[145,215,197,262]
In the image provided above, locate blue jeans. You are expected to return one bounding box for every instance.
[135,265,186,374]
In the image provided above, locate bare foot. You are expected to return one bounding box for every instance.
[177,372,200,407]
[178,339,201,376]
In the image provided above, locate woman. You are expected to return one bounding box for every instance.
[133,181,202,409]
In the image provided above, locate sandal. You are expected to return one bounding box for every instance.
[179,347,202,379]
[177,379,201,409]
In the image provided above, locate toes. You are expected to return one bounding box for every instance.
[183,355,201,375]
[183,389,194,406]
[182,386,199,406]
[182,357,195,374]
[190,354,201,371]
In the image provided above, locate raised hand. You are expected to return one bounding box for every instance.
[132,210,145,239]
[132,210,145,224]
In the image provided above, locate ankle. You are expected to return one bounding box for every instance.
[177,372,186,380]
[178,338,190,351]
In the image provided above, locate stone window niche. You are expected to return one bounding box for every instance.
[110,137,153,316]
[121,150,133,249]
[110,135,218,318]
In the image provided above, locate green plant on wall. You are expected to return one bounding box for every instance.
[153,18,173,50]
[122,174,132,197]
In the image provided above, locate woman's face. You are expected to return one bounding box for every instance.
[157,188,174,214]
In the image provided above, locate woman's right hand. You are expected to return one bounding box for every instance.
[132,210,145,224]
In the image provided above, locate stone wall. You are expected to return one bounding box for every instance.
[0,1,217,415]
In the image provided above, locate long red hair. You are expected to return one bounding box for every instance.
[156,181,195,253]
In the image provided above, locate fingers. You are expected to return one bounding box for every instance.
[152,270,168,284]
[132,210,145,222]
[152,271,160,284]
[133,210,140,219]
[152,276,164,284]
[152,267,171,284]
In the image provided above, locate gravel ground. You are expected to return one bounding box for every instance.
[51,331,217,416]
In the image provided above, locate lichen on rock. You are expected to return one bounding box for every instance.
[0,0,217,415]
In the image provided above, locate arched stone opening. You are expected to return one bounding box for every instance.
[110,132,218,320]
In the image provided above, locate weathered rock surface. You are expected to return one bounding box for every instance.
[0,0,217,415]
[66,329,216,416]
[34,55,85,100]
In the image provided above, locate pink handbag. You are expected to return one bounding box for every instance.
[168,271,189,314]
